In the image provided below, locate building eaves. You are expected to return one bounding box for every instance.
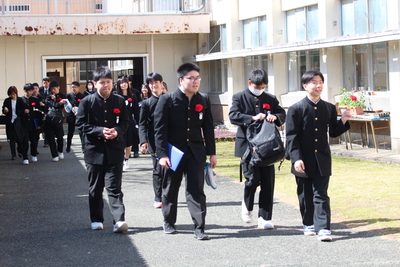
[0,13,210,35]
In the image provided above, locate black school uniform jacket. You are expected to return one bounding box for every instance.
[20,95,43,131]
[66,92,85,122]
[139,94,161,154]
[2,97,24,124]
[285,97,350,178]
[153,89,216,164]
[75,92,130,165]
[229,89,286,157]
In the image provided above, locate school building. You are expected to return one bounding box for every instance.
[1,0,399,152]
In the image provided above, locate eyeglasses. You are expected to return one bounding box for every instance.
[183,76,202,82]
[308,80,324,85]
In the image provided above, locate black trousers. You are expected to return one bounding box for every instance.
[162,148,206,230]
[151,155,165,202]
[243,163,275,220]
[6,123,21,158]
[86,161,125,224]
[295,173,331,232]
[67,120,82,150]
[45,125,64,158]
[22,128,39,160]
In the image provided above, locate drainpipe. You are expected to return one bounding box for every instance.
[150,34,154,72]
[24,36,28,83]
[181,0,205,13]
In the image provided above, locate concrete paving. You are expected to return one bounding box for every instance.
[0,131,399,266]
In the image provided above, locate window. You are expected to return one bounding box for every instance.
[288,50,320,92]
[0,4,30,13]
[95,3,103,11]
[342,42,388,91]
[209,25,226,53]
[243,16,267,49]
[341,0,387,35]
[244,55,268,89]
[209,60,227,93]
[286,5,319,43]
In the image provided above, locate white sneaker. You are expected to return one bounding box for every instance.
[31,156,38,162]
[23,159,29,165]
[303,225,316,236]
[258,217,274,229]
[123,160,129,172]
[241,200,252,223]
[52,156,59,162]
[58,152,64,159]
[91,222,104,230]
[113,221,128,233]
[153,201,162,208]
[318,229,332,241]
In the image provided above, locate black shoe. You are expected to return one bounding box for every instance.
[194,229,209,240]
[163,222,177,234]
[134,152,139,158]
[66,147,71,153]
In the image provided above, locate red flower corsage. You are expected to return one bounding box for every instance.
[114,108,120,123]
[195,104,203,112]
[31,102,36,106]
[58,98,63,102]
[262,103,270,110]
[77,99,81,102]
[127,98,132,102]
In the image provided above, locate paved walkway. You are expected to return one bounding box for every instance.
[0,130,399,266]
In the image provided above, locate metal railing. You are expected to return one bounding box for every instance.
[0,0,205,15]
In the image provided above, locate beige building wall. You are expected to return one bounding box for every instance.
[0,34,198,99]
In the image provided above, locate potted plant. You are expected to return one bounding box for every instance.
[338,88,366,115]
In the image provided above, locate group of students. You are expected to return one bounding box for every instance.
[3,64,352,242]
[230,69,351,242]
[73,63,216,239]
[1,78,97,164]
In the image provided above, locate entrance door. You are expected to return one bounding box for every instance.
[44,56,147,94]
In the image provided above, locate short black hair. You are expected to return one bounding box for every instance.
[301,70,324,85]
[248,69,268,86]
[72,81,80,87]
[32,83,39,87]
[93,66,112,82]
[24,83,34,91]
[146,72,163,84]
[177,62,200,80]
[42,77,50,82]
[49,80,60,88]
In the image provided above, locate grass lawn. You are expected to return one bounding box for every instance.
[215,140,400,240]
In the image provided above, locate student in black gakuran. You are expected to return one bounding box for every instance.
[76,66,130,233]
[229,69,286,230]
[153,62,217,240]
[285,70,351,241]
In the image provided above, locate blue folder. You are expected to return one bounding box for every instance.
[168,143,184,171]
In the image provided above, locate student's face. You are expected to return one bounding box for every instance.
[71,84,79,94]
[248,81,267,91]
[43,80,49,88]
[33,86,39,95]
[9,92,17,100]
[120,82,128,90]
[51,86,60,94]
[25,90,33,98]
[94,78,113,98]
[179,70,201,96]
[303,75,324,99]
[148,80,163,96]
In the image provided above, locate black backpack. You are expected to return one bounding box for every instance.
[242,119,285,167]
